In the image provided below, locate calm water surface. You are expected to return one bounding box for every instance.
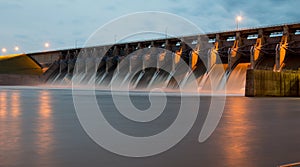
[0,87,300,167]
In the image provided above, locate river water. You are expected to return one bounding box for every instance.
[0,87,300,167]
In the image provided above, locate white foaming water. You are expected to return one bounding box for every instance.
[48,54,248,96]
[226,63,249,95]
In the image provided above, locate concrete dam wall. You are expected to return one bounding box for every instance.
[1,23,300,96]
[245,70,300,97]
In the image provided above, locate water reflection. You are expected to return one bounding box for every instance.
[36,90,54,156]
[11,91,21,118]
[220,97,254,166]
[0,91,21,118]
[0,91,7,118]
[0,90,55,166]
[0,91,21,166]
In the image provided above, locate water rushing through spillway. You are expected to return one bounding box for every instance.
[47,49,249,95]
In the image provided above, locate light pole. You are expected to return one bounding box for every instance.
[75,40,78,49]
[165,26,168,39]
[236,16,242,30]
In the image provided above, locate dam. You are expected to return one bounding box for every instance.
[1,23,300,96]
[2,23,300,167]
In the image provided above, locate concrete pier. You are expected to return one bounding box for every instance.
[245,69,300,97]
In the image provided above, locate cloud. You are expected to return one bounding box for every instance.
[0,0,299,53]
[14,34,30,40]
[0,1,22,10]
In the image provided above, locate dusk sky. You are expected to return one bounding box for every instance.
[1,0,299,54]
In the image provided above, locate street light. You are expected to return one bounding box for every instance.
[1,48,7,54]
[14,46,25,54]
[44,42,50,48]
[236,16,242,30]
[14,46,20,52]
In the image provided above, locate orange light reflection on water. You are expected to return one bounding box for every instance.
[0,92,7,118]
[11,91,21,118]
[221,98,254,166]
[0,91,21,165]
[36,90,54,156]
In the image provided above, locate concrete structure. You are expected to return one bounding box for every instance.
[1,23,300,96]
[245,69,300,97]
[0,54,43,74]
[0,54,43,85]
[0,74,41,85]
